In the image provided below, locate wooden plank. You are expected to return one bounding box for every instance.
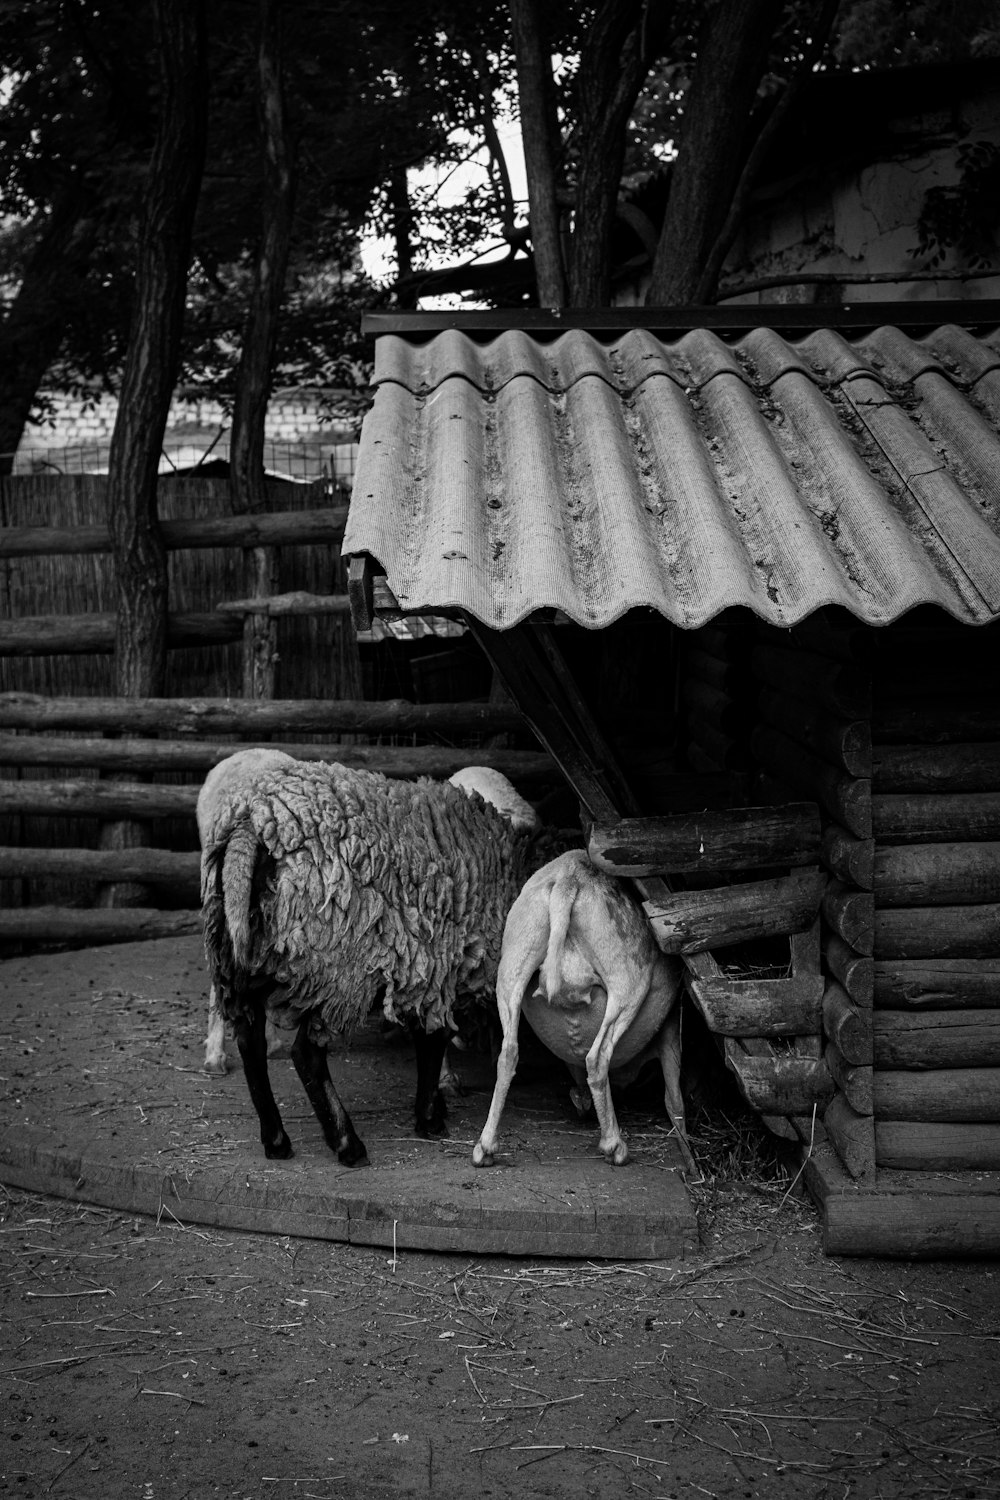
[824,1045,873,1114]
[821,825,874,889]
[824,934,874,1007]
[0,612,242,656]
[873,1010,1000,1069]
[723,1038,834,1114]
[587,802,820,877]
[0,906,202,943]
[687,973,824,1036]
[872,707,1000,744]
[643,868,826,955]
[0,506,349,559]
[822,979,873,1065]
[873,742,1000,794]
[873,1068,1000,1122]
[824,1188,1000,1256]
[751,644,871,718]
[0,846,199,892]
[751,725,871,837]
[872,792,1000,843]
[874,842,1000,906]
[757,689,871,776]
[822,880,874,955]
[216,591,352,616]
[875,903,1000,960]
[0,780,196,820]
[875,1121,1000,1172]
[0,694,523,736]
[823,1093,876,1181]
[0,735,555,781]
[874,959,1000,1009]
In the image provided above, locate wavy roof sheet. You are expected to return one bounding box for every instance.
[344,323,1000,629]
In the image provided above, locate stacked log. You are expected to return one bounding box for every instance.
[749,618,875,1177]
[871,622,1000,1173]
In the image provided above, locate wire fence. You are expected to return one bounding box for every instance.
[7,437,360,488]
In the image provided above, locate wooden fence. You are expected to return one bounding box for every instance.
[0,475,553,946]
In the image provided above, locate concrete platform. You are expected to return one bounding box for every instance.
[0,936,698,1259]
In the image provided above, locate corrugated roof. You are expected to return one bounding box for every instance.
[344,322,1000,629]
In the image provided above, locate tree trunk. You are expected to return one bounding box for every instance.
[102,0,207,902]
[230,0,297,700]
[508,0,565,307]
[0,188,97,473]
[569,0,648,306]
[644,0,781,305]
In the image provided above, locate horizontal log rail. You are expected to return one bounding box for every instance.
[0,846,199,890]
[0,694,525,736]
[874,842,1000,907]
[0,780,196,819]
[0,612,242,656]
[0,506,349,559]
[873,741,1000,794]
[215,591,351,617]
[873,1010,1000,1069]
[643,867,826,955]
[873,958,1000,1009]
[0,734,553,780]
[587,802,820,876]
[0,906,202,944]
[872,792,1000,843]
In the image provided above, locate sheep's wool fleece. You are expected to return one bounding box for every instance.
[206,761,532,1040]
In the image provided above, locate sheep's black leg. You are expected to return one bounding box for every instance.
[412,1026,450,1138]
[290,1023,368,1167]
[233,1003,293,1159]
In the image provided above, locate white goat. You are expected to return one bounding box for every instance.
[473,849,695,1173]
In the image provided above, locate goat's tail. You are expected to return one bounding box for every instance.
[539,865,580,996]
[220,818,260,968]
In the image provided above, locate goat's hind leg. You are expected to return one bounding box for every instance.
[291,1023,367,1166]
[233,1001,292,1159]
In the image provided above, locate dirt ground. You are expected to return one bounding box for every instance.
[3,1149,999,1499]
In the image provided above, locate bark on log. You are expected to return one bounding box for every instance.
[823,1093,876,1181]
[751,725,871,837]
[0,780,196,820]
[873,1068,1000,1122]
[0,845,199,894]
[873,742,1000,794]
[824,1187,1000,1256]
[872,792,1000,843]
[723,1037,834,1114]
[686,972,824,1036]
[0,906,202,944]
[757,688,871,776]
[874,959,1000,1009]
[824,1044,873,1114]
[874,903,1000,960]
[751,644,871,718]
[821,825,874,888]
[587,802,819,876]
[0,507,349,559]
[643,868,826,955]
[873,1010,1000,1069]
[875,1121,1000,1171]
[0,694,523,736]
[822,881,874,955]
[822,979,873,1065]
[216,591,352,616]
[0,612,242,656]
[0,734,554,781]
[874,842,1000,907]
[872,707,1000,744]
[824,934,874,1006]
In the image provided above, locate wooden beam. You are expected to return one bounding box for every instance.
[873,1068,1000,1122]
[0,612,242,656]
[875,903,1000,960]
[0,506,349,559]
[587,802,820,876]
[873,742,1000,794]
[874,958,1000,1009]
[723,1037,834,1114]
[874,842,1000,906]
[687,972,823,1035]
[0,694,523,736]
[0,906,202,943]
[873,792,1000,843]
[822,1094,876,1182]
[643,868,826,955]
[875,1121,1000,1171]
[0,780,196,820]
[820,825,874,889]
[0,845,199,891]
[822,979,873,1065]
[873,1010,1000,1069]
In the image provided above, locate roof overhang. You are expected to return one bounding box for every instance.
[345,304,1000,634]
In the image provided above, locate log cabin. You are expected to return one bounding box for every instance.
[345,303,1000,1258]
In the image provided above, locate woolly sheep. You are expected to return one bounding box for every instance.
[201,755,542,1165]
[197,748,294,1074]
[474,849,695,1173]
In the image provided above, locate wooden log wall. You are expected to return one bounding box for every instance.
[747,615,874,1177]
[870,619,1000,1174]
